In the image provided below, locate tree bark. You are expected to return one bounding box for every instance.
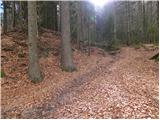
[82,2,88,42]
[57,2,61,34]
[60,1,76,72]
[87,10,91,56]
[113,2,117,41]
[142,0,146,43]
[76,1,82,49]
[18,1,23,28]
[127,1,130,45]
[156,1,159,28]
[13,1,16,28]
[28,1,43,83]
[3,1,7,34]
[53,3,58,31]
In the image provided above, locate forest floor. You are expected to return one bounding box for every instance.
[1,30,159,119]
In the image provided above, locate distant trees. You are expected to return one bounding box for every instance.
[28,1,43,83]
[75,1,96,55]
[60,1,76,72]
[39,1,58,30]
[2,1,158,44]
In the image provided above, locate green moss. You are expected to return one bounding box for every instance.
[104,38,120,52]
[155,57,159,62]
[0,70,5,78]
[150,53,159,62]
[133,43,141,49]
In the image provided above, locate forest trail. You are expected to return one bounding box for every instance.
[1,31,159,119]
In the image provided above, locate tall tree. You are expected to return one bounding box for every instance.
[113,2,117,41]
[28,1,43,83]
[142,0,146,43]
[126,1,130,45]
[82,2,88,43]
[60,1,76,72]
[13,1,16,27]
[87,3,96,56]
[57,2,61,33]
[76,1,82,49]
[3,1,7,33]
[19,1,24,27]
[156,1,159,26]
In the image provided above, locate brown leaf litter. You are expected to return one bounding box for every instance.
[1,31,159,119]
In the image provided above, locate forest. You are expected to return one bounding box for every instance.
[1,0,159,119]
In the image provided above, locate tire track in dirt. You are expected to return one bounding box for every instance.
[20,55,119,118]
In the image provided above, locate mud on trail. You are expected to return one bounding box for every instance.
[1,31,159,119]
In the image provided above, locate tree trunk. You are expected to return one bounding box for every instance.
[28,1,43,83]
[82,2,88,43]
[156,1,159,30]
[76,1,82,49]
[13,1,16,28]
[142,0,146,43]
[57,2,61,34]
[60,1,76,72]
[3,1,7,34]
[53,3,58,31]
[23,2,28,26]
[113,2,117,41]
[18,1,24,29]
[127,1,130,45]
[87,10,91,56]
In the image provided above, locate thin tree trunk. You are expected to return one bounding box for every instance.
[76,1,81,49]
[92,5,96,45]
[82,2,87,43]
[88,15,91,56]
[60,1,76,72]
[57,2,61,34]
[127,1,130,45]
[157,1,159,26]
[3,1,7,34]
[113,2,117,41]
[19,1,23,28]
[53,3,58,31]
[156,1,159,43]
[13,1,16,28]
[28,1,43,83]
[142,0,146,43]
[81,2,85,43]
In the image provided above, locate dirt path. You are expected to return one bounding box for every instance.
[20,48,158,119]
[20,53,118,118]
[1,32,159,119]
